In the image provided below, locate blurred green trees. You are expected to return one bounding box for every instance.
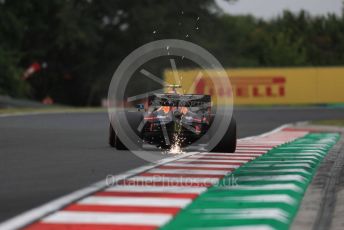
[0,0,343,105]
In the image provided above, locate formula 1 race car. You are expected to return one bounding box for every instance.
[109,86,236,153]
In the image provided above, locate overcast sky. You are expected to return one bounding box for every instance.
[216,0,343,19]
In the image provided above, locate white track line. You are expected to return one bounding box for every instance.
[235,150,267,153]
[195,208,290,223]
[126,176,220,184]
[223,183,303,193]
[42,211,172,226]
[198,153,262,157]
[105,185,206,193]
[78,196,192,207]
[238,168,312,175]
[187,155,255,160]
[248,163,313,168]
[147,168,229,175]
[206,225,275,230]
[207,194,297,205]
[164,163,240,169]
[237,175,308,183]
[177,159,248,163]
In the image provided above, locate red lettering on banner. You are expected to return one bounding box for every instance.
[253,86,263,97]
[279,86,285,96]
[195,76,286,98]
[195,78,205,94]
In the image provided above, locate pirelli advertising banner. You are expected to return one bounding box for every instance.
[165,67,344,105]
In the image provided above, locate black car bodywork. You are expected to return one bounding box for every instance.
[141,93,212,148]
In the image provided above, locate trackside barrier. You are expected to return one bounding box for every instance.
[164,67,344,105]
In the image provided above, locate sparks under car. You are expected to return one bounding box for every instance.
[109,86,236,153]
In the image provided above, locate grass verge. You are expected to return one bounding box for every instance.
[0,107,106,116]
[311,119,344,127]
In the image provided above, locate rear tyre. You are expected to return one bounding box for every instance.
[109,111,143,150]
[109,124,115,147]
[109,123,128,150]
[211,117,237,153]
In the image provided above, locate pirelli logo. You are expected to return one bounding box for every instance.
[195,76,286,98]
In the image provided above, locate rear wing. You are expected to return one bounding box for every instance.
[148,94,211,107]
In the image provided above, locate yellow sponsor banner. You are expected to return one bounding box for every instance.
[165,67,344,105]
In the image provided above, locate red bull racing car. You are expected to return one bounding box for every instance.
[109,85,236,153]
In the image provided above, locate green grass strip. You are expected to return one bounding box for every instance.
[0,107,106,115]
[160,133,340,230]
[311,119,344,127]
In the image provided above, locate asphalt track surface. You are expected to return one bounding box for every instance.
[0,106,343,223]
